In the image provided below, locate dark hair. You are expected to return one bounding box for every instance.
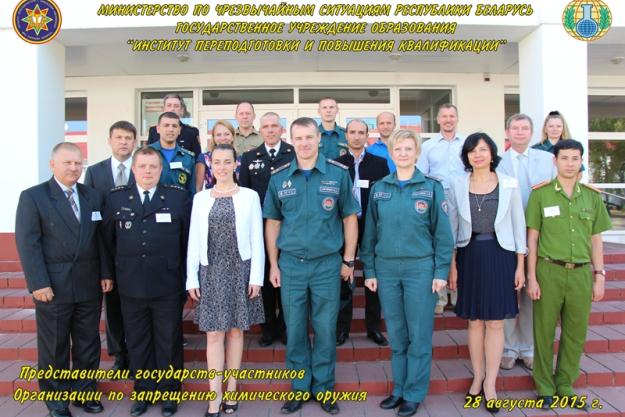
[346,118,369,134]
[157,112,180,124]
[461,132,501,172]
[109,120,137,139]
[290,116,318,136]
[553,139,584,157]
[132,146,162,167]
[210,144,239,184]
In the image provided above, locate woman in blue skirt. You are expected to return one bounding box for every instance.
[447,133,526,414]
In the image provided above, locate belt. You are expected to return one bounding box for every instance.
[540,257,589,270]
[471,233,496,241]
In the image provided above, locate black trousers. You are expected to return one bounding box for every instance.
[35,297,102,411]
[104,286,127,358]
[260,253,285,339]
[337,280,382,334]
[120,293,184,393]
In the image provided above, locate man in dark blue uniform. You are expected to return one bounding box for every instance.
[334,119,390,347]
[239,112,295,347]
[102,146,191,417]
[147,93,201,157]
[84,120,137,372]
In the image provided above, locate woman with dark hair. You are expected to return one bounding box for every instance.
[532,111,572,154]
[187,144,265,416]
[447,133,526,414]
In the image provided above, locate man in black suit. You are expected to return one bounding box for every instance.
[239,112,294,347]
[15,142,113,417]
[147,94,201,157]
[84,120,136,372]
[335,119,390,347]
[102,146,191,417]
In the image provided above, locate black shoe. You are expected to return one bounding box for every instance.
[258,334,273,347]
[319,400,339,415]
[111,355,129,372]
[379,395,403,409]
[280,332,288,345]
[204,412,220,417]
[336,331,348,346]
[465,390,483,403]
[281,399,303,414]
[50,409,72,417]
[367,331,388,346]
[221,401,238,414]
[397,401,419,417]
[484,397,500,414]
[130,400,149,417]
[161,400,178,417]
[559,394,588,411]
[537,395,554,410]
[72,400,104,414]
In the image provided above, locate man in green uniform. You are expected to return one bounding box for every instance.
[264,117,359,415]
[149,112,196,194]
[526,139,611,408]
[317,97,348,159]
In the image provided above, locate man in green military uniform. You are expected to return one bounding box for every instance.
[317,97,348,159]
[264,117,359,415]
[526,139,611,408]
[149,112,196,194]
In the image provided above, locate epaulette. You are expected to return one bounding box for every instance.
[164,184,186,192]
[271,162,291,175]
[180,148,194,157]
[581,183,602,193]
[424,174,442,183]
[327,159,348,170]
[531,180,551,190]
[110,185,130,193]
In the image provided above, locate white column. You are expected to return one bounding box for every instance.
[0,30,65,232]
[518,24,588,177]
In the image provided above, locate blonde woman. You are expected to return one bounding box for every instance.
[532,111,572,154]
[195,120,241,192]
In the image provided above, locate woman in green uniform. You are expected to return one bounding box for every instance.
[360,129,454,417]
[531,111,572,153]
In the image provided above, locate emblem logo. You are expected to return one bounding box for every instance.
[12,0,62,44]
[562,0,611,41]
[124,221,132,230]
[322,197,335,211]
[178,173,187,185]
[415,200,428,214]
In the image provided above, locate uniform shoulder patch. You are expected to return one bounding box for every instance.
[581,183,602,193]
[110,185,130,193]
[424,174,443,183]
[271,162,291,175]
[164,184,186,192]
[327,159,348,170]
[531,180,551,190]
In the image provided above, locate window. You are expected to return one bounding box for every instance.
[399,89,452,135]
[202,89,293,106]
[299,88,390,104]
[65,97,88,161]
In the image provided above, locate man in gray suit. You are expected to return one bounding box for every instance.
[84,120,137,372]
[497,113,556,371]
[15,142,113,417]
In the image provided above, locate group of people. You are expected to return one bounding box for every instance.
[15,93,611,417]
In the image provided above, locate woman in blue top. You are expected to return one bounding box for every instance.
[360,129,454,417]
[195,120,241,192]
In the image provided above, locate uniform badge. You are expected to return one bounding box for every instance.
[415,200,428,214]
[282,181,288,189]
[287,180,292,188]
[124,221,132,229]
[249,163,255,170]
[441,201,448,214]
[178,172,187,185]
[322,197,335,211]
[339,149,347,156]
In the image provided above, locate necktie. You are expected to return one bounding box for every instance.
[115,163,128,186]
[142,190,150,210]
[65,189,80,222]
[269,148,276,160]
[516,154,531,208]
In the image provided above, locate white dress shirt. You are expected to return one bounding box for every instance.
[111,157,132,185]
[54,177,80,213]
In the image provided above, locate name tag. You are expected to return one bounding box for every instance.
[170,161,183,170]
[155,213,172,223]
[356,179,369,189]
[502,178,518,188]
[544,206,560,217]
[91,211,102,221]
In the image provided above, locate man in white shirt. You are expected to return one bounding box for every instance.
[497,113,556,371]
[84,120,137,372]
[416,103,465,314]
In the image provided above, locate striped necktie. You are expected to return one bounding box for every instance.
[65,189,80,222]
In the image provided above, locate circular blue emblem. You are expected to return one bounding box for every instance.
[13,0,62,44]
[562,0,611,42]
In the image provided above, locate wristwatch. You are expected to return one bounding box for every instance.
[342,260,355,268]
[593,269,606,276]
